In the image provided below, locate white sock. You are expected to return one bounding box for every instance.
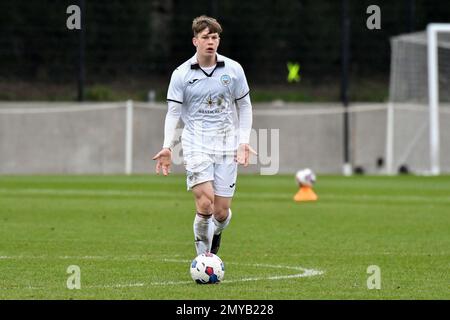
[213,208,232,235]
[193,213,213,255]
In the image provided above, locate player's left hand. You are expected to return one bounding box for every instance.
[236,143,257,167]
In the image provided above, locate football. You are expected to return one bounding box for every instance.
[295,168,316,187]
[190,252,225,284]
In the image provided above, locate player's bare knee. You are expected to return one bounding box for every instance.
[196,194,214,214]
[214,206,230,222]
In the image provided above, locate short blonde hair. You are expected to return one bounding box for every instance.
[192,15,222,36]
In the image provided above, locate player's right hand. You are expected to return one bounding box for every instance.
[152,148,172,176]
[236,143,257,167]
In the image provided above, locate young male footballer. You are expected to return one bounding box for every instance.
[152,15,255,255]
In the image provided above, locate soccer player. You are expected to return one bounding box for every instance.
[152,15,255,256]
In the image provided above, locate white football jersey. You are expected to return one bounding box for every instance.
[167,53,250,155]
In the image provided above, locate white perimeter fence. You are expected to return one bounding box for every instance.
[1,101,449,175]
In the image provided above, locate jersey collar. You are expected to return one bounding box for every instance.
[190,53,225,77]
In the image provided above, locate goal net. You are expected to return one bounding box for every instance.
[387,25,450,175]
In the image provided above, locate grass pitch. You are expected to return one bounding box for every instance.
[0,174,449,299]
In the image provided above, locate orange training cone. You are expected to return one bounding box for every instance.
[293,186,318,202]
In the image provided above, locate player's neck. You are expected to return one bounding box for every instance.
[196,54,216,68]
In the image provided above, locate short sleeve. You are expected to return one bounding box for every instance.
[233,64,250,101]
[167,69,184,104]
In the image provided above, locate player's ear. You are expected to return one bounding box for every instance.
[192,37,197,47]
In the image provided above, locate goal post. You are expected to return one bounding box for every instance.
[387,23,450,175]
[427,23,450,175]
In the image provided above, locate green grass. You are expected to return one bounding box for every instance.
[0,175,449,299]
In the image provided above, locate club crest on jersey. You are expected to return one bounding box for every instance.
[220,75,231,87]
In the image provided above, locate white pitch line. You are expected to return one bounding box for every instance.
[86,268,324,288]
[0,257,324,290]
[149,258,325,286]
[88,283,146,289]
[148,270,323,286]
[88,265,324,288]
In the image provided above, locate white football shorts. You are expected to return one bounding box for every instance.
[184,153,238,197]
